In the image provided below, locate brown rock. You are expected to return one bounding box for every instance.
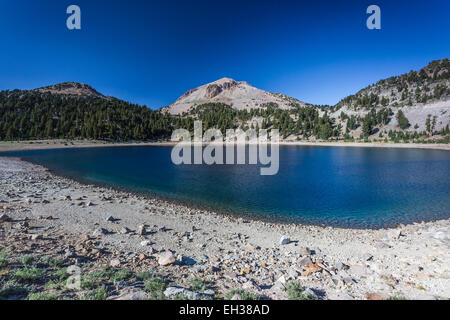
[366,292,388,300]
[301,262,322,276]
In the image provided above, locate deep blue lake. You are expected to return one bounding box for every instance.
[2,145,450,229]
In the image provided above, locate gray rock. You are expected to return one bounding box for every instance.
[137,225,146,235]
[119,227,131,234]
[342,276,355,285]
[348,265,367,278]
[140,240,151,246]
[106,215,115,222]
[288,268,299,279]
[224,272,237,280]
[335,262,349,271]
[298,256,312,268]
[64,249,77,258]
[203,289,215,296]
[298,247,312,256]
[92,228,108,236]
[363,253,373,261]
[280,235,290,245]
[242,279,261,291]
[386,229,403,240]
[107,290,148,300]
[158,250,176,266]
[374,241,391,249]
[109,258,121,267]
[30,234,42,240]
[163,286,201,300]
[0,214,11,222]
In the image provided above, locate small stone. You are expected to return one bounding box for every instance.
[280,235,290,245]
[298,247,311,256]
[242,280,261,291]
[137,225,146,236]
[386,229,403,240]
[158,250,176,266]
[374,241,391,249]
[0,214,11,222]
[92,228,108,237]
[164,287,201,300]
[363,253,373,261]
[288,268,299,279]
[224,272,237,280]
[106,216,115,222]
[348,265,367,278]
[231,294,242,300]
[276,275,286,285]
[298,256,312,268]
[140,240,151,246]
[119,227,131,234]
[203,289,215,296]
[342,276,355,285]
[30,234,42,240]
[107,290,148,300]
[109,259,121,267]
[366,292,388,300]
[334,262,349,271]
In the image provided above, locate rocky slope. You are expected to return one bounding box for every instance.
[332,59,450,135]
[163,77,308,115]
[36,82,106,99]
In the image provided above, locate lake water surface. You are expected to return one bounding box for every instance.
[3,145,450,229]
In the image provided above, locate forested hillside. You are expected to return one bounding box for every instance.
[0,89,171,141]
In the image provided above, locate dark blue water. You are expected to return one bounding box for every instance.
[2,146,450,229]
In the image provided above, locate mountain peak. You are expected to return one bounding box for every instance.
[164,78,305,115]
[36,82,104,98]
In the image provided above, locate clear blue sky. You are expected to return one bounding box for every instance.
[0,0,449,108]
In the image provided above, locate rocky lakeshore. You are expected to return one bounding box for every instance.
[0,157,449,300]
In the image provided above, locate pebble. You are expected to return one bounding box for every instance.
[0,214,11,222]
[158,250,176,266]
[107,290,148,300]
[280,235,290,245]
[92,228,108,236]
[109,259,121,267]
[137,225,146,235]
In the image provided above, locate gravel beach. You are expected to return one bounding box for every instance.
[0,156,449,300]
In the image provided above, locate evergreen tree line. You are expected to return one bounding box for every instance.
[0,90,172,141]
[0,90,447,142]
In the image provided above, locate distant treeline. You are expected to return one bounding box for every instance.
[1,90,448,143]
